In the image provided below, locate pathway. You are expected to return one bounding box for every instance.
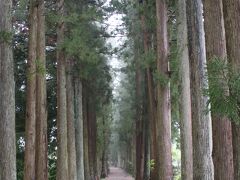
[106,167,134,180]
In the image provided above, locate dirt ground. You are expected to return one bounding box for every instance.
[105,167,134,180]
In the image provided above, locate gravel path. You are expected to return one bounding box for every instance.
[106,167,134,180]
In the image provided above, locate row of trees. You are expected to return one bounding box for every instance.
[111,0,240,179]
[1,0,114,179]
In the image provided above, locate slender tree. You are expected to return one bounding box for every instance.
[24,1,37,179]
[222,0,240,178]
[66,60,77,180]
[74,77,85,180]
[177,0,193,179]
[135,45,145,180]
[186,0,214,178]
[0,0,16,179]
[139,1,158,179]
[56,0,69,178]
[35,0,48,179]
[203,0,234,179]
[155,0,173,178]
[82,82,91,180]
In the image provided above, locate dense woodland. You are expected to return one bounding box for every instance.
[1,0,240,179]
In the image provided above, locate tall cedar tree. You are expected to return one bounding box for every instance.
[177,0,193,179]
[222,0,240,178]
[155,0,173,178]
[24,0,37,179]
[36,0,48,179]
[135,39,146,180]
[186,0,214,178]
[66,61,77,180]
[0,0,16,179]
[203,0,234,179]
[56,0,69,179]
[139,1,158,179]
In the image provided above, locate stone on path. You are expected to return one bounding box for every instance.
[106,167,134,180]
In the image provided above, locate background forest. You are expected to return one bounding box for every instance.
[1,0,240,180]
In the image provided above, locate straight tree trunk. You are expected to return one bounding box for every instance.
[177,0,193,179]
[66,61,77,180]
[203,0,234,179]
[0,0,16,179]
[24,1,37,179]
[140,8,159,180]
[56,0,69,178]
[222,0,240,178]
[35,0,48,179]
[135,47,145,180]
[87,98,98,179]
[186,0,214,178]
[82,83,91,180]
[155,0,173,179]
[74,78,85,180]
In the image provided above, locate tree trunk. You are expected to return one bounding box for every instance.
[155,0,173,179]
[87,96,98,180]
[186,0,214,179]
[140,8,159,180]
[74,78,85,180]
[82,83,91,180]
[35,0,48,179]
[0,0,16,179]
[56,0,69,178]
[135,47,145,180]
[66,61,77,180]
[203,0,234,179]
[222,0,240,178]
[24,1,37,179]
[177,0,193,179]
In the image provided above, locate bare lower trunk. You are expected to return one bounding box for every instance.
[203,0,234,179]
[67,61,77,180]
[155,0,173,179]
[82,83,90,180]
[35,0,48,179]
[177,0,193,179]
[186,0,214,179]
[24,1,37,179]
[0,0,16,179]
[222,0,240,178]
[56,0,69,178]
[135,47,145,180]
[74,78,85,180]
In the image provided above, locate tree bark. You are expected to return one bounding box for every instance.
[155,0,173,179]
[82,83,91,180]
[222,0,240,178]
[203,0,234,179]
[186,0,214,179]
[56,0,69,178]
[177,0,193,179]
[74,78,85,180]
[35,0,48,179]
[24,1,37,179]
[140,8,159,180]
[135,47,145,180]
[177,1,193,179]
[67,61,77,180]
[0,0,16,179]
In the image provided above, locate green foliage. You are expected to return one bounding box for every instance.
[0,30,12,43]
[140,49,156,68]
[206,57,240,123]
[148,159,155,171]
[36,59,47,75]
[154,71,169,86]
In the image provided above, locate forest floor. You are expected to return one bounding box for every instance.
[105,167,134,180]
